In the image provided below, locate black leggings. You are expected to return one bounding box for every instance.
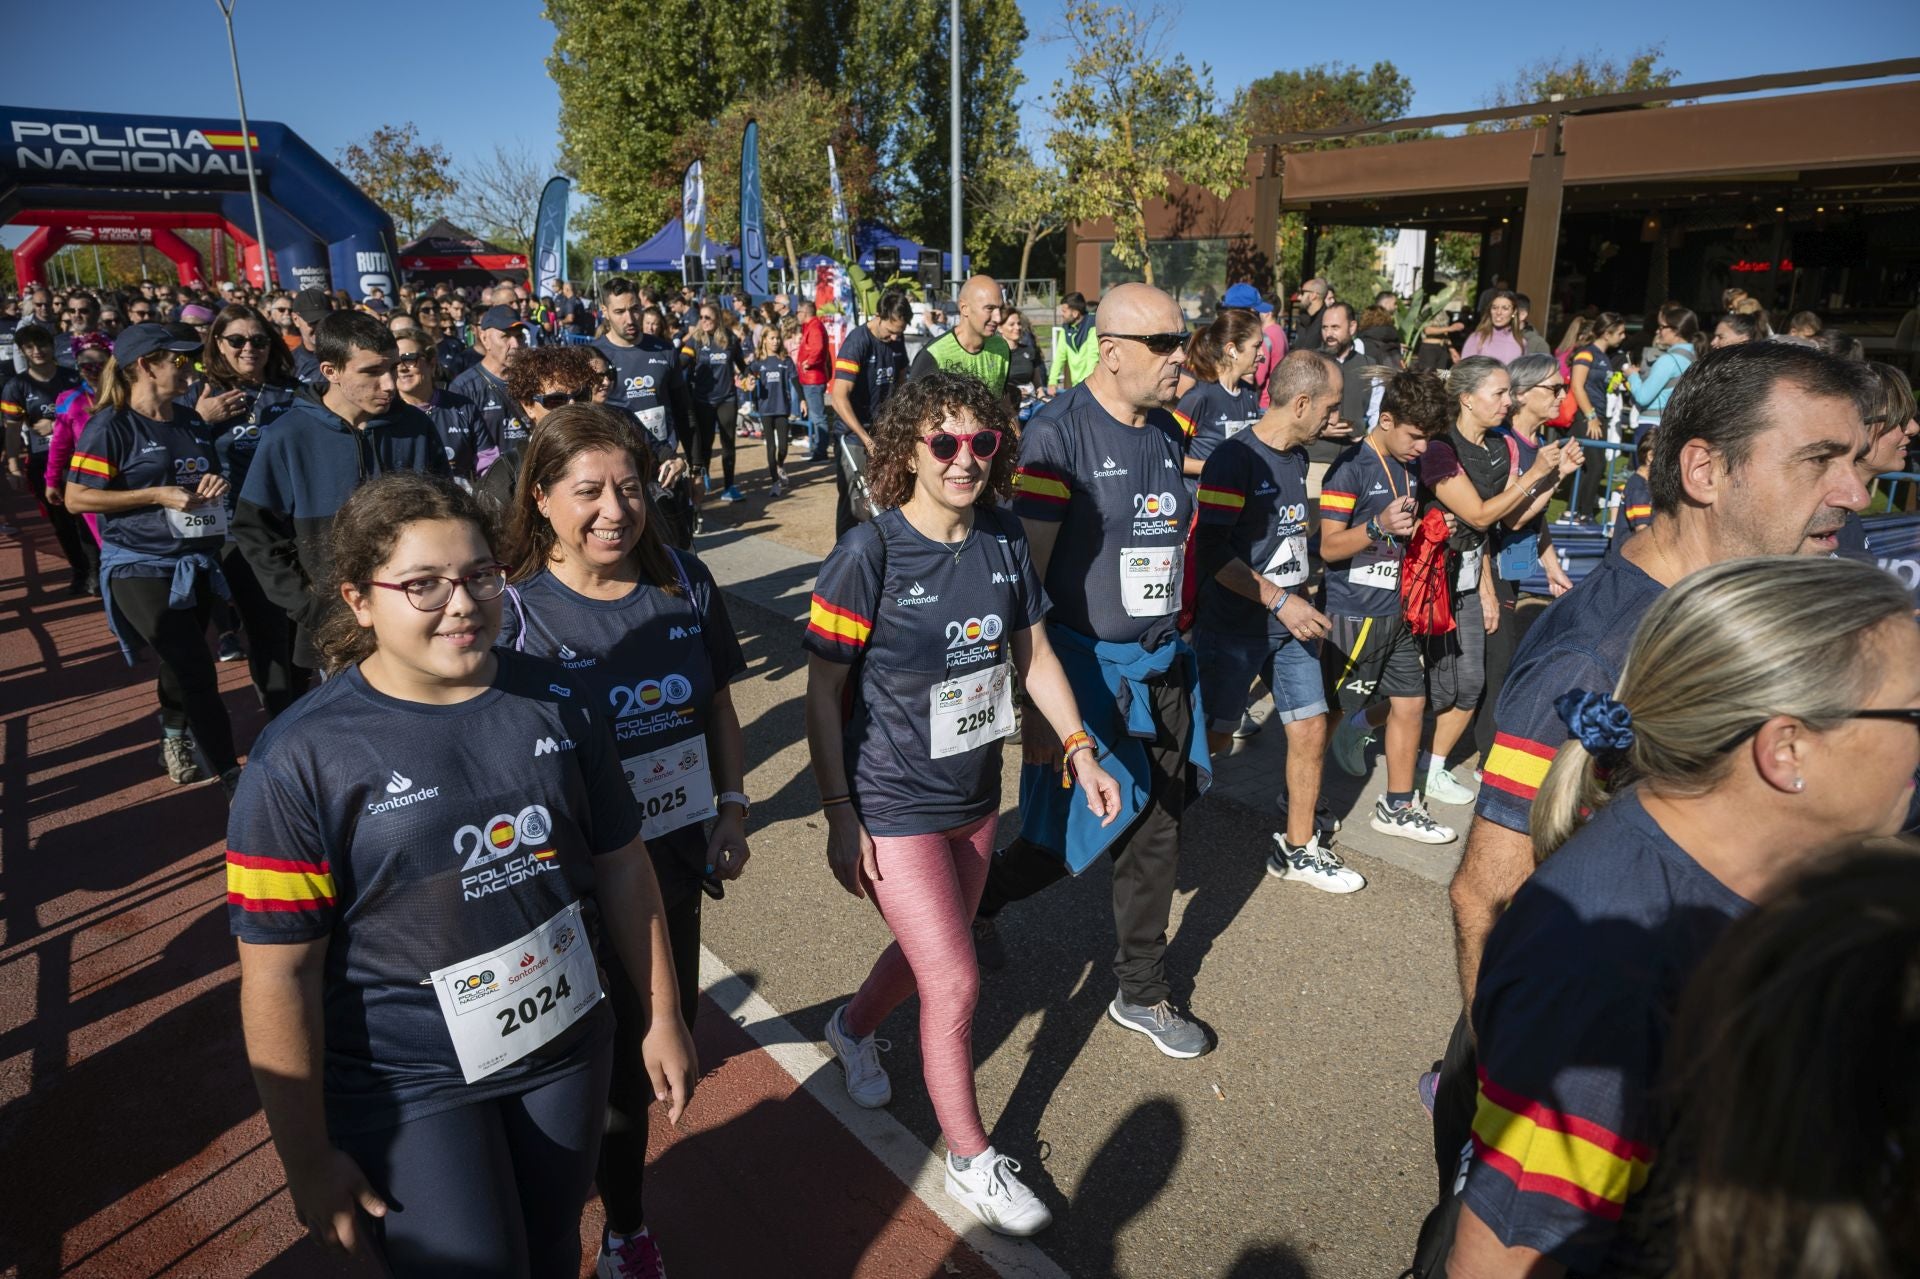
[220,545,311,717]
[598,883,702,1235]
[762,413,790,475]
[689,399,738,487]
[34,483,98,587]
[334,1042,614,1279]
[108,572,238,774]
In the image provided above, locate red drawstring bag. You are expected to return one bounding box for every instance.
[1548,350,1578,429]
[1402,508,1457,636]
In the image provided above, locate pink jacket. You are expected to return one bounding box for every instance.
[46,389,101,543]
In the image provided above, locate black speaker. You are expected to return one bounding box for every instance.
[872,245,901,279]
[917,255,944,295]
[682,253,704,283]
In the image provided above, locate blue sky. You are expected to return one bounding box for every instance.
[5,0,1915,250]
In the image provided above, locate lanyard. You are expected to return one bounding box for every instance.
[1367,435,1408,503]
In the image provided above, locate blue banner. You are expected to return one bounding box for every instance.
[533,175,568,299]
[740,120,769,301]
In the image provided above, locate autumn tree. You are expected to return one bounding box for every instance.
[454,143,548,257]
[1047,1,1245,288]
[1471,48,1681,131]
[666,79,877,282]
[337,124,456,241]
[968,144,1070,304]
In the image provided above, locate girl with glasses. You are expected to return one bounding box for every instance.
[805,373,1119,1238]
[228,470,694,1279]
[63,323,241,789]
[496,405,747,1277]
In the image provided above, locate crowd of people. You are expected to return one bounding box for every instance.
[7,257,1918,1279]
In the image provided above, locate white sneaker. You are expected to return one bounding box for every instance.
[1424,765,1477,806]
[825,1005,891,1108]
[945,1147,1053,1236]
[1368,795,1458,845]
[1267,833,1366,894]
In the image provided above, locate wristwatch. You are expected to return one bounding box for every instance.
[718,790,751,816]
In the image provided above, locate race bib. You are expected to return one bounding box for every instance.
[1262,534,1308,589]
[1349,554,1400,591]
[929,663,1016,760]
[1119,546,1180,617]
[636,405,671,444]
[624,733,716,840]
[428,901,603,1084]
[166,502,229,540]
[1224,419,1253,440]
[1456,545,1484,592]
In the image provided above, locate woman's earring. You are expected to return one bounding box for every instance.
[1793,777,1806,793]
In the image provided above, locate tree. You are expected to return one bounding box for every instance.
[1471,48,1681,132]
[1235,61,1423,297]
[969,144,1070,303]
[840,0,1026,245]
[454,143,548,258]
[337,124,456,241]
[1047,2,1245,288]
[665,79,878,287]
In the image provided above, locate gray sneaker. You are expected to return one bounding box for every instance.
[160,735,202,785]
[1107,996,1211,1059]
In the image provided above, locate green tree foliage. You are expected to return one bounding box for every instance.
[337,123,457,241]
[1235,61,1422,299]
[665,79,878,281]
[968,143,1070,302]
[1470,48,1681,132]
[546,0,1020,259]
[1048,2,1245,289]
[841,0,1026,245]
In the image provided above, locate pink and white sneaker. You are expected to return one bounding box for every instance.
[596,1226,667,1279]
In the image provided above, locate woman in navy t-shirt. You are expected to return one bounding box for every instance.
[497,403,750,1277]
[227,471,694,1277]
[804,371,1119,1238]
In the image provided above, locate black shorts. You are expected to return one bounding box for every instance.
[1323,612,1425,710]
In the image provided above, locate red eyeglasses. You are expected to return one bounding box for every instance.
[922,428,1002,463]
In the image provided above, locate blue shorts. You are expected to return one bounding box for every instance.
[1196,629,1328,733]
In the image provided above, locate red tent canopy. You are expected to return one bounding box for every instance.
[397,218,526,275]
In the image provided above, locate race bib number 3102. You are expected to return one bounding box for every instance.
[429,901,603,1084]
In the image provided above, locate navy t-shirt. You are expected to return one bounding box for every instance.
[832,323,908,432]
[1478,554,1665,832]
[680,336,747,405]
[1463,788,1748,1273]
[70,405,226,556]
[4,365,84,458]
[1011,383,1188,649]
[1320,436,1419,618]
[593,335,682,418]
[805,505,1048,836]
[497,554,747,896]
[418,387,495,482]
[209,380,303,510]
[225,651,642,1133]
[1194,430,1313,640]
[1610,472,1653,551]
[448,363,529,450]
[747,356,797,418]
[1170,379,1259,495]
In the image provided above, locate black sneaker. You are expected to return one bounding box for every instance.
[972,916,1006,972]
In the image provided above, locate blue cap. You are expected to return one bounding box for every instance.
[479,304,525,331]
[113,322,202,365]
[1222,283,1273,313]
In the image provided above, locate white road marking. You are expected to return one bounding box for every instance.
[698,945,1071,1279]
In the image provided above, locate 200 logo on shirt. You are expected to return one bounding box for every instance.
[457,804,560,902]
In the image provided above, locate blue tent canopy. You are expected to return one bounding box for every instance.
[593,217,731,274]
[853,220,968,276]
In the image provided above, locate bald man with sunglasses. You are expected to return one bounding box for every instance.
[975,283,1216,1060]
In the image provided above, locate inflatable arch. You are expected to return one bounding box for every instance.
[1,104,397,299]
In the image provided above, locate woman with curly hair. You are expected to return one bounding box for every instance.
[802,371,1119,1237]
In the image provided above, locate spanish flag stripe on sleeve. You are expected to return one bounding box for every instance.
[0,400,21,415]
[226,849,335,911]
[1625,505,1651,521]
[1469,1071,1652,1218]
[1482,732,1557,800]
[833,358,860,375]
[1571,351,1593,365]
[807,595,873,647]
[1196,485,1245,512]
[1320,489,1357,515]
[1012,467,1071,504]
[70,452,115,478]
[1171,409,1195,438]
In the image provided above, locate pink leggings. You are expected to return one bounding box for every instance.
[845,813,997,1158]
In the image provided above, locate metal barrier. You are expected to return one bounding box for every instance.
[1872,471,1920,511]
[1558,437,1639,532]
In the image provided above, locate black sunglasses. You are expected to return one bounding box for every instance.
[531,389,592,409]
[922,428,1002,462]
[220,333,273,351]
[1717,708,1920,753]
[394,353,427,368]
[1104,331,1190,355]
